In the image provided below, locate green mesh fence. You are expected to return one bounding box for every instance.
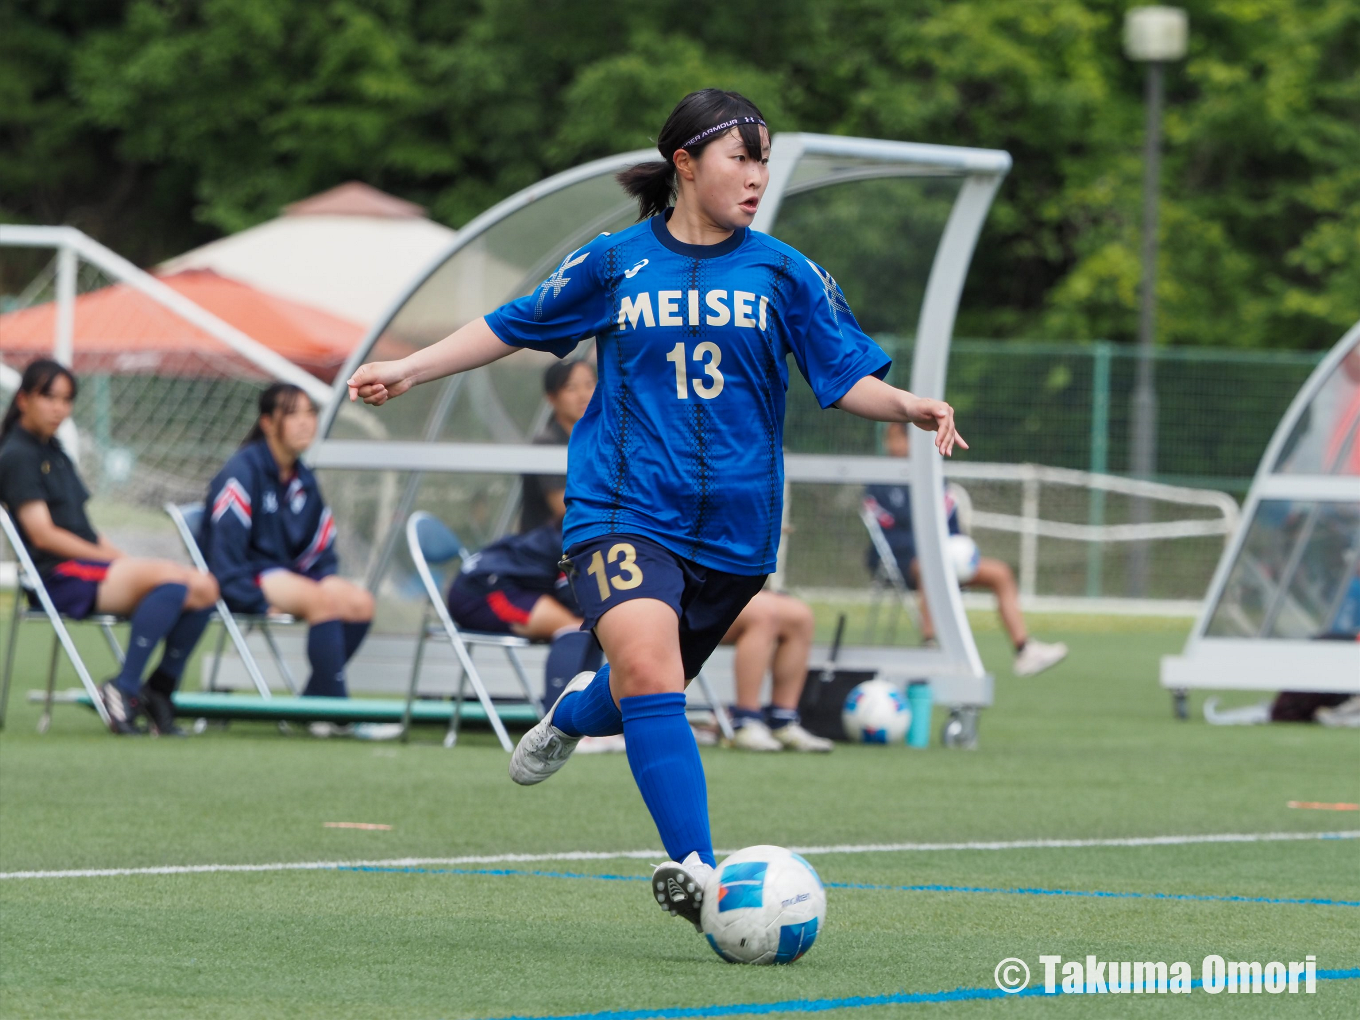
[782,339,1323,494]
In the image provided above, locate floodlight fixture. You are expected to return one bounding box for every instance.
[1124,6,1188,62]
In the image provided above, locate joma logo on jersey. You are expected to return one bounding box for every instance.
[616,290,770,331]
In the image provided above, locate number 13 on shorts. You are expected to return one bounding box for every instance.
[586,543,644,601]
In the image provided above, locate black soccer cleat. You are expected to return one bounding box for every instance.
[99,681,145,735]
[651,859,711,932]
[140,685,185,737]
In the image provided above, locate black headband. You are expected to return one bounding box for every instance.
[678,116,766,152]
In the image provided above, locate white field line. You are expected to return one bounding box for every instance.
[2,830,1355,881]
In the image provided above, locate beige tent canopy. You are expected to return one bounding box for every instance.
[160,182,457,329]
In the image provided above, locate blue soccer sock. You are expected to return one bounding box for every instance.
[621,691,715,868]
[302,620,347,697]
[765,705,800,730]
[542,630,603,713]
[113,583,187,697]
[551,664,622,737]
[147,606,212,691]
[342,620,370,662]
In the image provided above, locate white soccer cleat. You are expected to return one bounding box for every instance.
[1316,695,1360,728]
[725,719,783,752]
[1013,639,1068,677]
[772,721,834,753]
[652,851,714,932]
[509,670,595,785]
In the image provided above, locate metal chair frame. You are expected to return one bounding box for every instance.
[164,503,300,697]
[403,511,543,751]
[1,506,116,731]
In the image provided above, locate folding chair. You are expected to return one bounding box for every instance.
[0,506,115,731]
[164,503,298,698]
[403,511,543,751]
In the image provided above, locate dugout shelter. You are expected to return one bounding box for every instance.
[1161,320,1360,708]
[308,134,1012,740]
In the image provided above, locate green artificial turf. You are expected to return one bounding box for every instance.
[1,618,1357,1019]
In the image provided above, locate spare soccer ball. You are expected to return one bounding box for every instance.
[948,534,981,583]
[842,679,911,744]
[700,845,826,965]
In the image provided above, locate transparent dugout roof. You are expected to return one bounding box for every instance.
[1273,342,1360,476]
[1196,323,1360,642]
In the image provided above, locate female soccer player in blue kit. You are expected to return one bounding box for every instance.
[348,89,965,934]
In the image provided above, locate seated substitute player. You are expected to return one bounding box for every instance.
[866,421,1067,676]
[201,383,377,706]
[722,591,832,752]
[520,359,596,532]
[446,520,603,716]
[348,89,965,936]
[0,359,218,735]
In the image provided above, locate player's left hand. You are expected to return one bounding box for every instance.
[907,397,968,457]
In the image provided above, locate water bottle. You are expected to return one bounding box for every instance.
[906,681,932,748]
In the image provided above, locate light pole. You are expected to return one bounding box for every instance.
[1123,6,1187,596]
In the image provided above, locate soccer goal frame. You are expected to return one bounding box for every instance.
[310,134,1012,732]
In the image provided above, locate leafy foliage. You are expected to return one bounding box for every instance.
[2,0,1355,348]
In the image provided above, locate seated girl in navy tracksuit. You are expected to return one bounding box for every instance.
[447,522,601,711]
[201,384,373,697]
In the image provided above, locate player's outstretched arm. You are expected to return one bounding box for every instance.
[835,375,968,457]
[347,316,515,405]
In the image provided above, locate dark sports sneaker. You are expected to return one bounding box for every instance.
[99,681,145,735]
[651,852,715,932]
[140,685,185,737]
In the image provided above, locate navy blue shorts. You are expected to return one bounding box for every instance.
[36,559,110,620]
[447,574,551,635]
[563,534,766,680]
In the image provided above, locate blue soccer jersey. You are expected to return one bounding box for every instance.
[485,212,891,574]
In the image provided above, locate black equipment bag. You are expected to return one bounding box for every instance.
[796,614,877,741]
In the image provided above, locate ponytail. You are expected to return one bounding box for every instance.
[242,382,309,447]
[616,88,769,221]
[616,161,677,220]
[2,358,78,443]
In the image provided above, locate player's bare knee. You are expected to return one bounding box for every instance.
[189,571,219,608]
[784,599,815,639]
[307,588,344,623]
[351,586,375,621]
[611,651,680,698]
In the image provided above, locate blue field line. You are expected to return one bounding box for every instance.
[475,969,1360,1020]
[339,865,1359,908]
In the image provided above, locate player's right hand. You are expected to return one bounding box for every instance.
[347,361,412,405]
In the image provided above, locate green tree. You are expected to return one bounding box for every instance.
[2,0,1355,349]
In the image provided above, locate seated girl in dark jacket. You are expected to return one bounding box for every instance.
[0,359,218,734]
[201,384,372,697]
[447,523,601,711]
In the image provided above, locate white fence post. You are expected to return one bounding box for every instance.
[54,244,76,367]
[1019,466,1040,598]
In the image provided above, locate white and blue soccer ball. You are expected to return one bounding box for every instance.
[948,534,981,583]
[700,845,826,965]
[842,679,911,744]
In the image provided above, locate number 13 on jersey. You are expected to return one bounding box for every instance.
[666,342,724,399]
[586,543,644,601]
